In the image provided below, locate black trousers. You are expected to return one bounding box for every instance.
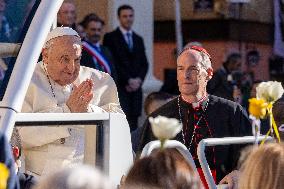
[118,87,142,131]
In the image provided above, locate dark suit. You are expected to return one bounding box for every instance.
[103,28,148,131]
[81,41,117,82]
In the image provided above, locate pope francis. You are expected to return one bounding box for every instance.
[18,27,124,176]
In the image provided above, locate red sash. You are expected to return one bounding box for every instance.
[82,41,111,74]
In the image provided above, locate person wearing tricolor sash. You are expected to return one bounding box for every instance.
[80,14,117,82]
[138,46,252,189]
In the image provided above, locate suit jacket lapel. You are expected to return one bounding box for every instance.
[115,28,131,52]
[132,32,138,51]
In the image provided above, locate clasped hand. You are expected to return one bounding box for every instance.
[66,79,94,112]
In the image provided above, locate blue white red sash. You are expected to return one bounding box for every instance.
[82,41,111,74]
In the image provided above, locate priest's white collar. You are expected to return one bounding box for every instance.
[181,94,208,109]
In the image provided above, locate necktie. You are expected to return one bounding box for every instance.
[126,32,133,50]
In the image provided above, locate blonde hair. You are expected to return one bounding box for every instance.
[238,143,284,189]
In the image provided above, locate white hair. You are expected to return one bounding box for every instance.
[34,165,115,189]
[198,51,212,70]
[179,48,212,70]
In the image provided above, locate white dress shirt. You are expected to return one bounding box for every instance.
[119,26,133,49]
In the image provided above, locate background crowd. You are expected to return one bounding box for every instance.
[1,0,284,189]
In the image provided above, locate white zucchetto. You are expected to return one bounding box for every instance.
[44,27,80,48]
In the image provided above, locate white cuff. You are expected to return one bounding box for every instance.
[88,105,105,113]
[62,103,71,113]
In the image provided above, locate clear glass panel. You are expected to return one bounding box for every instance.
[0,0,40,99]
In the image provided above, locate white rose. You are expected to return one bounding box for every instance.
[149,116,182,140]
[256,82,270,101]
[269,81,284,102]
[256,81,284,102]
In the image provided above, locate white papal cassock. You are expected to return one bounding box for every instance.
[19,61,124,176]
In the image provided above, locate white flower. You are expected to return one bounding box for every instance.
[270,82,284,101]
[256,81,284,102]
[256,82,270,101]
[149,116,182,140]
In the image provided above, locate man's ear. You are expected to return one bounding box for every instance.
[206,68,213,80]
[42,48,48,63]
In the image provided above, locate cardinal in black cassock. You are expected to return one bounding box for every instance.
[138,46,252,186]
[138,95,251,183]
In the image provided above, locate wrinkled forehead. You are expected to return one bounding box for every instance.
[177,49,202,66]
[50,35,81,47]
[48,36,81,56]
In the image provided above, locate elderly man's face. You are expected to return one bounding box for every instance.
[177,50,210,97]
[43,36,81,86]
[57,2,76,27]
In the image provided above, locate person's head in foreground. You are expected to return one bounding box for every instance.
[144,92,174,115]
[177,46,213,102]
[34,165,114,189]
[238,143,284,189]
[122,148,202,189]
